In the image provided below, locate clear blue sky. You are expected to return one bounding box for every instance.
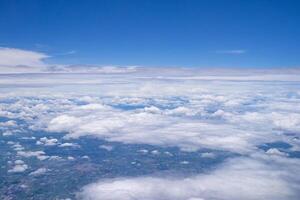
[0,0,299,68]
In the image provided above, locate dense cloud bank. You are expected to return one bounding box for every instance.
[77,156,300,200]
[0,69,300,199]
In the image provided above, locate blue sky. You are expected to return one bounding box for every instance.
[0,0,300,68]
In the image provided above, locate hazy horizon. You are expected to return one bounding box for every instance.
[1,1,300,200]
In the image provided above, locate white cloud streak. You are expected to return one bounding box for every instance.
[216,49,246,54]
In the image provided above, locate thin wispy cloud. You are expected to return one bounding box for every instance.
[56,50,77,56]
[65,50,76,55]
[216,50,246,54]
[34,43,49,49]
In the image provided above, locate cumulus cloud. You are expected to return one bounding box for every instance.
[17,150,46,158]
[266,148,287,156]
[29,168,49,176]
[17,150,49,160]
[77,156,300,200]
[1,71,299,154]
[10,143,25,151]
[48,115,82,132]
[1,67,300,199]
[8,160,28,173]
[36,137,58,146]
[42,104,274,153]
[59,142,80,148]
[48,155,63,161]
[8,164,28,173]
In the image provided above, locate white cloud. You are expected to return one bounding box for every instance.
[10,143,25,151]
[48,155,63,161]
[138,149,149,154]
[59,142,80,148]
[77,157,300,200]
[67,156,75,160]
[45,109,261,153]
[1,73,299,155]
[78,103,107,110]
[37,155,50,161]
[200,152,216,159]
[16,151,62,161]
[0,120,17,127]
[0,47,48,68]
[271,113,300,131]
[8,160,28,173]
[48,115,81,132]
[1,67,300,199]
[14,160,25,165]
[151,150,160,155]
[99,145,114,151]
[2,131,13,136]
[17,150,47,160]
[8,164,28,173]
[37,137,58,146]
[82,155,90,159]
[180,161,189,164]
[29,168,49,176]
[0,46,137,74]
[266,148,287,156]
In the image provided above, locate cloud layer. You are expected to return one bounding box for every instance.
[0,68,300,199]
[78,156,300,200]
